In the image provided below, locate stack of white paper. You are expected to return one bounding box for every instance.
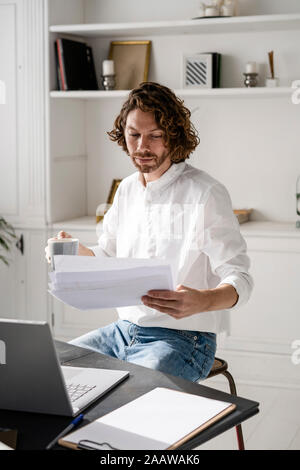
[48,255,175,310]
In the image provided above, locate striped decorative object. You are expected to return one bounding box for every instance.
[183,54,213,88]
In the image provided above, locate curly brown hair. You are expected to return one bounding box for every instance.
[107,82,200,162]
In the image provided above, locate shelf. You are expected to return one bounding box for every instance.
[240,221,300,238]
[177,87,291,99]
[50,87,292,100]
[52,217,300,238]
[52,216,98,231]
[49,13,300,37]
[50,90,129,99]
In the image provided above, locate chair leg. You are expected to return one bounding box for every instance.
[222,370,245,451]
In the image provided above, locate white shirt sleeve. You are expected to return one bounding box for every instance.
[215,254,254,310]
[202,183,254,309]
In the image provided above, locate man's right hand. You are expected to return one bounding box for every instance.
[44,230,95,264]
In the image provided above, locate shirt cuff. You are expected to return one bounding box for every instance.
[217,272,253,311]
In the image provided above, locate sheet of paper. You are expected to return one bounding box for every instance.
[62,387,235,450]
[48,256,175,310]
[98,387,233,445]
[53,255,173,272]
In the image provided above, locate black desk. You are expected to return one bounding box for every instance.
[0,341,259,450]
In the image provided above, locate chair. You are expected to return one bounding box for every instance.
[206,357,245,450]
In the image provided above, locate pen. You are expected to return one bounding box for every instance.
[46,413,84,450]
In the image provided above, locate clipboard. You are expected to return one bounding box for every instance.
[0,428,18,450]
[59,387,236,450]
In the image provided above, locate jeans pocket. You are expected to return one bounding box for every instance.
[200,342,216,379]
[187,338,216,381]
[204,339,216,356]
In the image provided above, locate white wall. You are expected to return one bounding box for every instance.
[84,0,300,23]
[49,0,84,25]
[86,92,300,223]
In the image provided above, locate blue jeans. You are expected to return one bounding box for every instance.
[69,320,216,382]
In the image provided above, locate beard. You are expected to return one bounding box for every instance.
[130,150,170,173]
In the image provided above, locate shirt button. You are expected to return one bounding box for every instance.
[194,336,198,341]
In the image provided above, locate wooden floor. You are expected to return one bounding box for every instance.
[196,379,300,450]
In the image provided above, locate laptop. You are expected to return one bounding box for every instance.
[0,319,129,416]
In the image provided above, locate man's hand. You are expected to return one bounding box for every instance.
[141,283,238,319]
[44,230,94,264]
[141,285,210,319]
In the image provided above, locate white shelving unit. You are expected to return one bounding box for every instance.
[47,9,300,237]
[49,14,300,99]
[48,10,300,238]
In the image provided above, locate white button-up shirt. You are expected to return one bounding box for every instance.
[91,162,253,333]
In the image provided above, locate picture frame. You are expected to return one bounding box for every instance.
[108,40,151,90]
[96,179,122,223]
[107,178,122,205]
[182,53,213,89]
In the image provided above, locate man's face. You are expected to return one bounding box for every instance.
[124,108,171,177]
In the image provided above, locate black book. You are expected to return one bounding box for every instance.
[54,41,63,90]
[85,45,99,90]
[212,53,222,88]
[202,52,222,88]
[55,38,98,91]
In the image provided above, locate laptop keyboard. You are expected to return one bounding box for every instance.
[66,383,97,403]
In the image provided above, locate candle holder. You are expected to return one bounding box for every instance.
[101,74,116,91]
[243,72,258,88]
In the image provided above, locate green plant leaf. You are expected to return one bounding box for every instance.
[0,216,16,265]
[0,254,9,266]
[0,236,10,251]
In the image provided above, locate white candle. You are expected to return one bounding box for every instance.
[245,62,257,74]
[102,60,114,75]
[205,6,219,16]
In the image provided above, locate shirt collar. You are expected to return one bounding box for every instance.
[138,162,186,195]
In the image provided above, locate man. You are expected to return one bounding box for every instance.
[47,82,253,382]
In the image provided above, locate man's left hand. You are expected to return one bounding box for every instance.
[141,285,210,319]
